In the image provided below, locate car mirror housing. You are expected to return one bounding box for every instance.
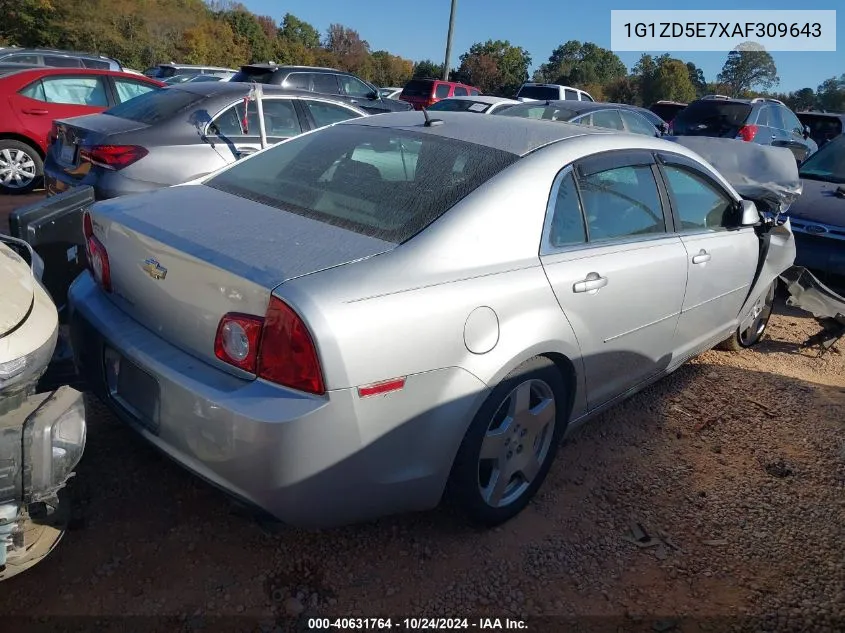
[739,199,761,226]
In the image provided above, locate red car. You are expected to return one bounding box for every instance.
[0,67,165,193]
[399,79,481,110]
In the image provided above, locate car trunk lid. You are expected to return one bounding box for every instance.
[89,184,395,372]
[50,114,148,181]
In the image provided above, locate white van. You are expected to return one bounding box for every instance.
[515,83,594,102]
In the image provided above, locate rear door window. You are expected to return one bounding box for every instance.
[591,109,625,130]
[453,86,468,96]
[260,99,302,138]
[435,83,450,98]
[563,89,578,100]
[312,73,341,94]
[304,100,364,127]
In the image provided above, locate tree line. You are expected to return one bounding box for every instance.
[3,0,844,111]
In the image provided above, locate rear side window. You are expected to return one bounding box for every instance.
[453,86,468,96]
[401,80,433,97]
[563,89,577,100]
[313,73,341,94]
[113,78,158,103]
[672,101,752,137]
[81,58,112,70]
[103,87,202,124]
[435,83,450,98]
[591,109,624,130]
[4,53,40,64]
[44,55,81,68]
[469,89,480,96]
[581,93,594,102]
[21,76,109,106]
[517,85,559,101]
[548,170,587,247]
[206,125,519,242]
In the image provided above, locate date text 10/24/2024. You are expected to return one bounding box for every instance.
[307,618,528,630]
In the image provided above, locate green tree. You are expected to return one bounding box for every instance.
[534,41,626,91]
[686,62,706,98]
[456,39,530,95]
[413,59,444,79]
[369,51,413,87]
[717,49,779,95]
[816,75,845,112]
[654,59,696,103]
[278,12,320,49]
[325,23,370,74]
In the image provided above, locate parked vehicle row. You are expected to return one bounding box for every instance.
[0,46,123,71]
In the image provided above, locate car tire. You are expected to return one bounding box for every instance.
[446,356,569,527]
[0,139,43,194]
[718,280,777,351]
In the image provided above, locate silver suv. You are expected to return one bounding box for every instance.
[0,47,122,70]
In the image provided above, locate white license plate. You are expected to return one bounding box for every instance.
[59,143,76,163]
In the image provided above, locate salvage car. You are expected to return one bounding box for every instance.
[20,112,795,528]
[0,233,86,580]
[495,100,664,136]
[43,82,368,200]
[782,133,845,291]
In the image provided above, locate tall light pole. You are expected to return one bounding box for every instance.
[442,0,457,80]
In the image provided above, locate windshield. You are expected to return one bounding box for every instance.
[798,135,845,183]
[671,101,751,137]
[428,99,491,113]
[103,87,202,125]
[517,86,559,101]
[495,103,577,121]
[206,124,519,243]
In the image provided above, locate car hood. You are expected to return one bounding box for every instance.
[0,240,34,337]
[785,178,845,227]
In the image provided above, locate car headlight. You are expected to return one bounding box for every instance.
[22,387,86,503]
[0,325,57,396]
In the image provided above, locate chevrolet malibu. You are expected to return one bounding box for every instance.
[67,111,795,527]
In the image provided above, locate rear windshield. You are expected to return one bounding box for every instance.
[231,67,276,84]
[650,103,686,121]
[206,124,519,242]
[797,114,843,144]
[672,101,752,137]
[103,87,201,125]
[495,103,577,121]
[517,86,559,101]
[428,99,491,113]
[401,80,434,97]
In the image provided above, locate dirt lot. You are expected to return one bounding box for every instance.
[1,192,844,631]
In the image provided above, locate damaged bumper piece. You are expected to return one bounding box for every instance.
[780,266,845,355]
[0,386,86,581]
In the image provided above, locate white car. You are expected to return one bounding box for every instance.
[0,233,86,580]
[426,95,520,115]
[516,83,594,102]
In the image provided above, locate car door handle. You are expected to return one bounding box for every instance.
[692,249,711,264]
[22,108,49,115]
[573,272,608,294]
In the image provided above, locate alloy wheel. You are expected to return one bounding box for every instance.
[0,148,37,189]
[739,282,776,347]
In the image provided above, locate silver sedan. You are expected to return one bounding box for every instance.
[67,112,795,527]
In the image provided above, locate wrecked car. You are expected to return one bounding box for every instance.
[10,113,798,528]
[0,233,86,580]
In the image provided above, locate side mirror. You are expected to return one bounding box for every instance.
[367,90,379,100]
[739,199,760,226]
[802,125,811,139]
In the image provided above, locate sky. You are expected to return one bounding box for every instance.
[243,0,843,92]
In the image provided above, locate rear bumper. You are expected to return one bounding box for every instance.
[68,273,488,528]
[44,161,163,200]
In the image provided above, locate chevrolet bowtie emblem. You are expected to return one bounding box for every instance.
[142,258,167,280]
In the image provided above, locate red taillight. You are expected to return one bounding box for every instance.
[79,145,148,170]
[257,297,324,395]
[213,297,325,394]
[82,210,111,292]
[737,124,758,142]
[214,314,263,372]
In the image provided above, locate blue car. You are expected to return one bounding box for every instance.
[785,134,845,290]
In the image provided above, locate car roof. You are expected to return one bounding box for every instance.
[2,47,117,61]
[797,111,845,120]
[338,110,614,155]
[438,95,518,105]
[506,100,640,115]
[2,67,162,82]
[169,81,352,101]
[241,64,341,73]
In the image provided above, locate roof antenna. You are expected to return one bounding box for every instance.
[421,107,443,127]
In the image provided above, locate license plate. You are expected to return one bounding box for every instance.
[104,347,161,433]
[59,143,76,164]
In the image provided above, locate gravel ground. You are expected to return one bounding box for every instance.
[0,301,842,632]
